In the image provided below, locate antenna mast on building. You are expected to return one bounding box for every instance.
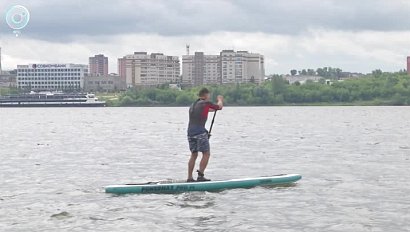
[186,44,190,55]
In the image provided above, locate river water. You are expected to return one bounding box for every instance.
[0,107,409,232]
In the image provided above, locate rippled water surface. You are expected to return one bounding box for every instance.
[1,107,409,232]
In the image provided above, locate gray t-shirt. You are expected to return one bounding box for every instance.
[187,99,220,136]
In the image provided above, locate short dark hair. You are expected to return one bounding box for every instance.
[198,88,209,97]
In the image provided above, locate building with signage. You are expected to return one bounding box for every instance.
[119,52,180,87]
[84,74,126,92]
[89,54,108,76]
[16,64,88,91]
[182,50,264,86]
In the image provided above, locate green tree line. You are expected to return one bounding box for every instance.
[290,67,344,78]
[107,72,410,106]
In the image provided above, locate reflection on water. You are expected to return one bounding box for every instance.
[1,107,410,231]
[174,192,216,209]
[173,192,229,231]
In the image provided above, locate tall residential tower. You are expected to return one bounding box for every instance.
[182,52,220,86]
[89,54,108,76]
[119,52,180,87]
[220,50,264,84]
[182,50,264,86]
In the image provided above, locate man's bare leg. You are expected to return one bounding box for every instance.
[188,152,198,180]
[199,151,210,174]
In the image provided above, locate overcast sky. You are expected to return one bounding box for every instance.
[1,0,410,74]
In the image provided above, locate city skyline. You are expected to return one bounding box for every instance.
[1,1,410,74]
[10,49,265,91]
[5,49,410,77]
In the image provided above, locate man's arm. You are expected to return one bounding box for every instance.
[209,95,224,112]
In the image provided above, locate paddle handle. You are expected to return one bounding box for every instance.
[208,110,217,139]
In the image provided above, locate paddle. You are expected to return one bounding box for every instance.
[208,110,217,139]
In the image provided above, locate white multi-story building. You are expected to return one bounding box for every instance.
[120,52,180,87]
[220,50,264,84]
[182,50,264,86]
[16,64,88,91]
[182,52,220,86]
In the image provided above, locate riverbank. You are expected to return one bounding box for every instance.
[3,72,410,107]
[96,92,409,107]
[97,72,410,107]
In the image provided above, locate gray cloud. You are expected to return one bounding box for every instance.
[1,0,409,75]
[2,30,409,74]
[1,0,410,41]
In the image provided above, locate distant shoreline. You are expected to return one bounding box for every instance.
[102,101,409,107]
[3,72,410,107]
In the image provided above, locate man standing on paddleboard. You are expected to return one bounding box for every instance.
[187,88,224,182]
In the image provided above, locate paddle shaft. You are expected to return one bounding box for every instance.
[208,110,217,138]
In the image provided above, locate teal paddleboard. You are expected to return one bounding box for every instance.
[105,174,301,194]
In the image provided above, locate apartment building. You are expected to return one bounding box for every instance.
[119,52,180,87]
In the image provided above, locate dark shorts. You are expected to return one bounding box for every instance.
[188,132,210,153]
